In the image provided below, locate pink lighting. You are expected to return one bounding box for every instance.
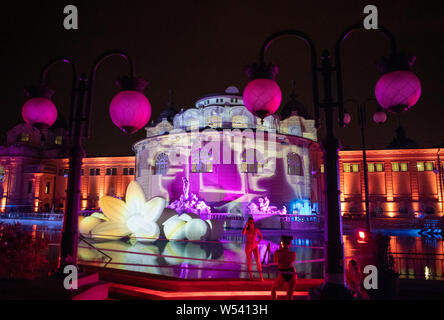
[343,113,351,125]
[373,110,387,124]
[109,90,151,134]
[22,97,57,129]
[375,70,421,113]
[243,79,282,119]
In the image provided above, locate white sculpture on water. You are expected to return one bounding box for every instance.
[248,196,287,215]
[167,177,212,215]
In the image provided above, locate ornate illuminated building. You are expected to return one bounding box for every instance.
[0,86,443,220]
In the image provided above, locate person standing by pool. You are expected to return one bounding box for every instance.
[271,235,297,300]
[242,217,264,281]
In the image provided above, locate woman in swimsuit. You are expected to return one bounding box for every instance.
[271,235,297,300]
[242,217,264,281]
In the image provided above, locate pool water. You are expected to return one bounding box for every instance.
[3,219,443,280]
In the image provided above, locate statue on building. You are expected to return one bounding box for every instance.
[167,177,211,216]
[248,197,287,215]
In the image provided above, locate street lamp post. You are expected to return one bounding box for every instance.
[343,100,387,233]
[242,24,417,298]
[22,52,151,272]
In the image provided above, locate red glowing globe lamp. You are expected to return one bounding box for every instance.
[109,77,151,134]
[243,63,282,120]
[22,86,58,129]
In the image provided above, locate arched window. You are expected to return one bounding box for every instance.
[241,149,263,173]
[191,149,213,173]
[17,133,30,143]
[154,153,169,175]
[232,115,247,128]
[288,152,303,176]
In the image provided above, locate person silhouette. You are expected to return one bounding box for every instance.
[242,217,264,281]
[271,235,297,300]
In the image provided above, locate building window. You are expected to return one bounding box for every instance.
[106,168,117,176]
[18,133,30,143]
[28,181,33,194]
[320,164,324,174]
[191,149,213,173]
[241,149,262,173]
[207,115,222,128]
[0,166,5,182]
[55,136,63,145]
[287,152,303,176]
[344,163,359,173]
[45,182,50,195]
[123,168,135,176]
[392,162,408,172]
[417,162,425,172]
[368,163,384,172]
[232,115,248,128]
[90,168,101,176]
[154,153,169,175]
[425,162,434,171]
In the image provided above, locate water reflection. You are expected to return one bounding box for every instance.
[3,219,443,280]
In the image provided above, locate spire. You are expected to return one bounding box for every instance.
[157,88,178,123]
[278,80,312,120]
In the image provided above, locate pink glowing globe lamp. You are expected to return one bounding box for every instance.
[243,78,282,119]
[343,112,352,125]
[22,97,58,129]
[375,70,421,113]
[373,110,387,124]
[109,90,151,134]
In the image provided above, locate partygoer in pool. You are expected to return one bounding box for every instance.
[271,235,297,300]
[346,259,370,300]
[242,217,264,281]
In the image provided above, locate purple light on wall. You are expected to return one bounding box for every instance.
[109,90,151,134]
[243,79,282,119]
[22,97,58,129]
[375,70,421,113]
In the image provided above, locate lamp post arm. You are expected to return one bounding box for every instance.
[84,51,136,139]
[259,30,321,128]
[335,23,398,128]
[39,57,78,138]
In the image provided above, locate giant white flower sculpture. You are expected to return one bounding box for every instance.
[80,181,166,242]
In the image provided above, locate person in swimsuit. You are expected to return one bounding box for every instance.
[271,235,297,300]
[242,217,264,281]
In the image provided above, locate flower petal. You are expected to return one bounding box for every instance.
[99,196,128,223]
[126,181,146,216]
[90,221,131,240]
[133,222,160,243]
[90,212,109,221]
[142,197,166,222]
[79,216,104,237]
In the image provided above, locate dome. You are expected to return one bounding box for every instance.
[279,91,312,120]
[387,126,418,149]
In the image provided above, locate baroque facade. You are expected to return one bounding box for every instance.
[0,86,442,219]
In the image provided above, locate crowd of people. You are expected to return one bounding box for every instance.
[242,217,370,300]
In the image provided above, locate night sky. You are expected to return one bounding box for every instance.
[2,0,443,156]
